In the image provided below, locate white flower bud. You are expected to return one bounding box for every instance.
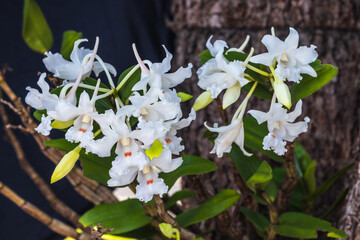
[222,82,241,109]
[273,79,292,109]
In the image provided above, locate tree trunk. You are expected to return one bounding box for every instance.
[170,0,360,239]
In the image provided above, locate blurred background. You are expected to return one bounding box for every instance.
[0,0,359,239]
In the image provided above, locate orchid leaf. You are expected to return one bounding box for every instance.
[175,189,240,227]
[60,30,83,60]
[22,0,53,53]
[79,199,151,234]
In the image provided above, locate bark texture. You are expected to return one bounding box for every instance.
[170,0,360,239]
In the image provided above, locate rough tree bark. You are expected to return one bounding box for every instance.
[170,0,360,239]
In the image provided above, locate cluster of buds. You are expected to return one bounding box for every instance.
[195,27,315,156]
[25,37,195,202]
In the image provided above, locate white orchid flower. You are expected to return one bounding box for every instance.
[197,37,249,99]
[158,108,196,155]
[47,91,101,147]
[86,108,152,158]
[131,44,192,93]
[107,146,182,202]
[125,91,181,123]
[25,72,78,136]
[25,73,59,110]
[248,96,310,155]
[205,117,251,158]
[35,115,52,136]
[43,37,116,81]
[250,27,318,83]
[206,35,228,57]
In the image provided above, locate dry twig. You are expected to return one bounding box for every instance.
[0,181,93,240]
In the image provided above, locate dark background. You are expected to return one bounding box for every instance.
[0,1,171,239]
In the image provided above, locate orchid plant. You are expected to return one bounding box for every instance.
[1,2,350,239]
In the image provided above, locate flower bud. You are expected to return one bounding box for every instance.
[193,91,214,111]
[159,223,174,238]
[177,92,193,102]
[222,82,241,109]
[51,119,75,129]
[273,79,292,109]
[51,147,81,184]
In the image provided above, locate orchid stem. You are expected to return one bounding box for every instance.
[232,81,258,122]
[115,64,140,91]
[91,89,114,102]
[245,64,270,77]
[95,55,115,89]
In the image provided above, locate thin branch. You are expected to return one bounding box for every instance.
[6,123,30,133]
[154,195,178,226]
[0,99,20,114]
[0,181,93,240]
[0,104,82,228]
[216,97,228,124]
[276,142,297,214]
[262,192,278,240]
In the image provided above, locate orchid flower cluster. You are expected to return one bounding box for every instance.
[195,27,317,156]
[25,37,195,202]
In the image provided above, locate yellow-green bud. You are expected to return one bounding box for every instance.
[51,147,81,184]
[193,91,214,111]
[51,119,75,129]
[159,223,174,239]
[273,79,292,109]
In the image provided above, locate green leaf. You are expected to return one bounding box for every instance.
[33,109,46,121]
[160,155,217,189]
[240,207,269,237]
[304,160,317,194]
[305,163,354,201]
[165,190,196,210]
[246,161,272,184]
[22,0,53,53]
[175,189,240,227]
[115,224,157,239]
[290,63,338,103]
[117,65,141,102]
[274,212,347,239]
[198,49,213,64]
[319,188,348,218]
[79,199,151,234]
[227,144,262,182]
[243,117,284,162]
[242,82,272,100]
[44,138,113,185]
[60,30,83,60]
[294,142,313,177]
[82,77,113,113]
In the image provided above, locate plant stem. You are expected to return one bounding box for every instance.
[246,64,271,77]
[261,192,278,240]
[216,97,228,124]
[276,142,298,214]
[116,64,140,91]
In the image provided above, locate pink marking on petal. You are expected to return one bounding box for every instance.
[79,128,87,133]
[66,67,84,99]
[146,179,154,185]
[132,43,150,74]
